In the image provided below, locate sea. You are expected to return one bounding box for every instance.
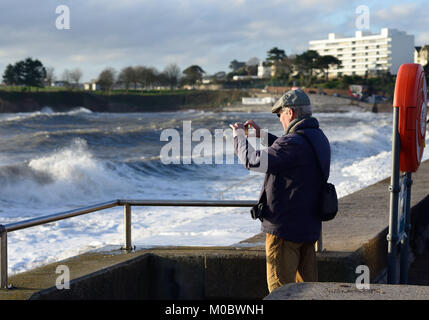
[0,106,427,274]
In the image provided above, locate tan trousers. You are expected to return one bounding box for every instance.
[265,233,318,293]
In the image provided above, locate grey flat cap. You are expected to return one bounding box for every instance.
[271,89,311,113]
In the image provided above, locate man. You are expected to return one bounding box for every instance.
[231,89,331,293]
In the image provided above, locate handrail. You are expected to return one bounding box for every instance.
[116,199,257,207]
[0,198,323,290]
[0,199,257,289]
[4,200,119,233]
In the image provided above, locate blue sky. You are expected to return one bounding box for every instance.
[0,0,427,82]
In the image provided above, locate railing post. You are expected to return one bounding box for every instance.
[387,106,401,284]
[0,225,7,289]
[123,204,132,251]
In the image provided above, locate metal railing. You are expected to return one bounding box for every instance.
[0,199,323,289]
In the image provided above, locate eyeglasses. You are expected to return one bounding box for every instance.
[276,113,281,118]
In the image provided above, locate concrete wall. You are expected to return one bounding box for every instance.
[29,250,269,300]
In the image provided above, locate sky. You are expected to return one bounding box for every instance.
[0,0,428,82]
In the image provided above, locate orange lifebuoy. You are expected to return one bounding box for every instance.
[393,63,427,172]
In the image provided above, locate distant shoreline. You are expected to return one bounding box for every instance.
[0,90,247,114]
[0,90,391,114]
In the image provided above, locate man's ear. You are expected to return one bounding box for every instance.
[288,108,295,118]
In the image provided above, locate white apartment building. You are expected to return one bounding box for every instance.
[309,28,414,77]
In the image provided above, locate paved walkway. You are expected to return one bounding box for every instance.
[408,240,429,286]
[264,282,429,300]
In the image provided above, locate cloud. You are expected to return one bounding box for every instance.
[371,1,429,45]
[0,0,426,81]
[374,3,418,20]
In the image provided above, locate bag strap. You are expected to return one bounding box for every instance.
[295,131,328,182]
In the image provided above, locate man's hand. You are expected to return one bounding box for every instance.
[230,122,246,137]
[244,120,261,138]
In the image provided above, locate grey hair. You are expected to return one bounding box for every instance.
[286,104,313,118]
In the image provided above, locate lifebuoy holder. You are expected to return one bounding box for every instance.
[387,63,427,285]
[393,63,427,172]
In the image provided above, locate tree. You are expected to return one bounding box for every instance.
[45,67,56,86]
[146,67,159,88]
[229,60,246,72]
[293,50,320,85]
[2,64,17,85]
[163,63,181,89]
[156,71,169,88]
[2,58,47,88]
[316,55,342,81]
[62,69,72,85]
[118,66,137,90]
[97,67,117,91]
[22,58,47,88]
[134,66,158,89]
[266,47,286,66]
[69,68,83,85]
[245,64,258,76]
[265,47,291,80]
[182,65,205,85]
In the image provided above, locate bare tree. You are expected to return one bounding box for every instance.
[69,68,83,85]
[97,67,117,92]
[62,69,71,84]
[118,66,137,90]
[147,67,159,88]
[135,66,158,89]
[45,67,56,86]
[163,63,181,89]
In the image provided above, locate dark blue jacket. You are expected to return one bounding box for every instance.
[234,117,331,242]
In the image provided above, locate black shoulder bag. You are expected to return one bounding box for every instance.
[297,132,338,221]
[250,189,266,222]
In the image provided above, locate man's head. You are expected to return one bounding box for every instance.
[271,89,312,130]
